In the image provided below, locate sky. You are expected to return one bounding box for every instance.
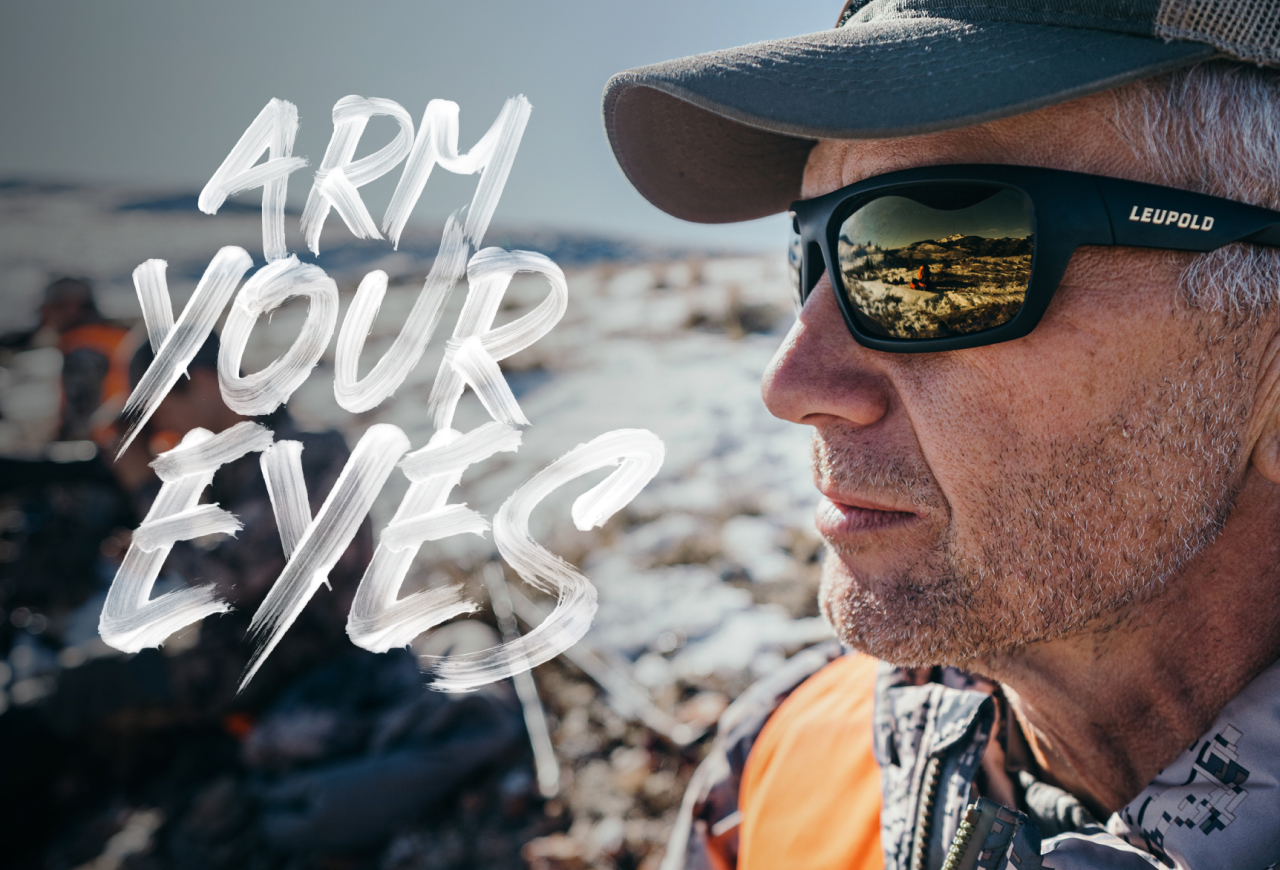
[0,0,838,252]
[842,188,1034,249]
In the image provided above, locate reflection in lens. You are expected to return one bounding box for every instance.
[837,184,1032,341]
[787,228,804,315]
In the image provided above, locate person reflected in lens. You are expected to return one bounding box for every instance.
[908,264,933,291]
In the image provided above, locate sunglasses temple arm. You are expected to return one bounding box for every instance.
[803,240,827,300]
[1243,223,1280,249]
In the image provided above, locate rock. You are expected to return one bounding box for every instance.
[521,833,592,870]
[609,746,651,794]
[673,692,729,733]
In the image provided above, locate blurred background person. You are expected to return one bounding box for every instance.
[40,276,134,444]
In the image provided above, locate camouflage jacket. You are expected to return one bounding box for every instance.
[671,649,1280,870]
[877,654,1280,869]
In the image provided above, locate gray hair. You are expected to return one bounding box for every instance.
[1116,60,1280,314]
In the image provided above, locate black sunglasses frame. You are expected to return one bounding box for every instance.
[790,164,1280,353]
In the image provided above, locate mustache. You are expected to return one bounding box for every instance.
[810,429,945,512]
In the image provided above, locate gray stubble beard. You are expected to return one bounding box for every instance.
[817,349,1251,669]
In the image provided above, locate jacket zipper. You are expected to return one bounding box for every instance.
[909,755,943,870]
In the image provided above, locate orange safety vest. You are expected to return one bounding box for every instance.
[58,321,134,442]
[737,653,883,870]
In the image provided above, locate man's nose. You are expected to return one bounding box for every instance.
[761,277,892,428]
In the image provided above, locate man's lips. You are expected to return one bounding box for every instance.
[816,493,918,536]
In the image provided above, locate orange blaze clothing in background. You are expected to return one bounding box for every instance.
[59,322,131,405]
[737,653,883,870]
[58,321,133,443]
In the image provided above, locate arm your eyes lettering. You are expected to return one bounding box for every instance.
[101,96,665,692]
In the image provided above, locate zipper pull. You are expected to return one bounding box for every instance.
[940,798,1043,870]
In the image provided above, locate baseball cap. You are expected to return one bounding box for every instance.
[603,0,1277,224]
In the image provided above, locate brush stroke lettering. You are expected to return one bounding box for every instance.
[346,422,521,654]
[100,422,275,651]
[101,94,665,692]
[198,98,307,263]
[429,428,665,691]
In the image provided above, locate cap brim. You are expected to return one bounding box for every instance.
[604,18,1217,223]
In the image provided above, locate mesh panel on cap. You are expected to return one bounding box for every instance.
[1157,0,1280,65]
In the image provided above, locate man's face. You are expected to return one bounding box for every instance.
[763,90,1269,668]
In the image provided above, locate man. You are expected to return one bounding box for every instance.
[604,3,1280,868]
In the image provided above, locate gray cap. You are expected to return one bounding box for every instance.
[603,0,1279,224]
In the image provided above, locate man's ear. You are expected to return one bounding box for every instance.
[1250,328,1280,484]
[1251,425,1280,484]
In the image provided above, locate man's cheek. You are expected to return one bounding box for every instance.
[910,407,1014,517]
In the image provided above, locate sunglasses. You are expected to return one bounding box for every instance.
[788,164,1280,353]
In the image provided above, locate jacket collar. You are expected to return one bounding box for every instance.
[1106,655,1280,868]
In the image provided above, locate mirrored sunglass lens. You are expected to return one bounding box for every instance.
[787,227,804,315]
[836,184,1033,341]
